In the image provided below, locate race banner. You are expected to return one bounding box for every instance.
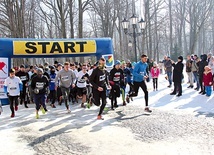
[13,40,97,55]
[0,58,8,99]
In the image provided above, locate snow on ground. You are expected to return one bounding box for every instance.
[0,72,213,155]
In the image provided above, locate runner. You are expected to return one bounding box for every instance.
[31,68,49,119]
[49,66,57,108]
[89,57,111,120]
[15,64,29,108]
[128,54,152,113]
[76,64,89,108]
[4,68,23,117]
[55,62,76,113]
[109,60,125,110]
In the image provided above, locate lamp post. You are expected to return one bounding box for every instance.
[121,14,145,62]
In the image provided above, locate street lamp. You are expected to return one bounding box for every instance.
[122,14,145,62]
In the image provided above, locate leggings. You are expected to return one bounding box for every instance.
[153,78,158,90]
[60,87,70,109]
[92,88,106,116]
[129,81,148,106]
[127,82,134,95]
[49,90,56,104]
[8,96,19,114]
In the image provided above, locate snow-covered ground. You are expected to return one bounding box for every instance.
[0,73,213,155]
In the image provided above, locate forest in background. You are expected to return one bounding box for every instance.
[0,0,213,66]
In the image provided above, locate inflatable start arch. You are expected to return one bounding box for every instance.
[0,37,114,105]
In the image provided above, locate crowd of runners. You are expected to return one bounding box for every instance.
[3,55,152,119]
[2,52,214,119]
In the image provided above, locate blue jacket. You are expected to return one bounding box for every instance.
[133,61,148,82]
[124,67,133,83]
[49,73,56,91]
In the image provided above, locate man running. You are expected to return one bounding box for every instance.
[89,57,111,120]
[55,62,76,113]
[128,54,152,113]
[31,68,49,119]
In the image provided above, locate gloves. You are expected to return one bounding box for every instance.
[146,77,150,82]
[109,81,115,86]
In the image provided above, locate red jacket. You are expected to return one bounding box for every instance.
[203,72,213,86]
[150,67,160,78]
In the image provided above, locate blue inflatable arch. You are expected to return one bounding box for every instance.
[0,37,114,104]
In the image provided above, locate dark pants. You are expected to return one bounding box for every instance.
[70,87,77,103]
[49,90,56,104]
[20,85,28,105]
[57,86,62,102]
[129,81,148,106]
[92,88,106,116]
[8,96,19,114]
[110,84,120,108]
[153,78,158,90]
[199,75,205,93]
[172,81,182,95]
[127,82,134,95]
[60,87,70,109]
[34,93,46,111]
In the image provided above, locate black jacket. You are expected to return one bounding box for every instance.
[15,71,29,85]
[109,67,124,86]
[89,67,109,90]
[172,61,184,83]
[31,75,49,94]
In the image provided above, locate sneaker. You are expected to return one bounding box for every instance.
[51,104,56,108]
[114,104,118,108]
[167,85,171,88]
[15,106,18,111]
[41,107,46,114]
[199,91,203,94]
[97,115,104,120]
[86,103,91,109]
[11,113,15,118]
[24,102,29,108]
[201,92,206,95]
[170,92,176,95]
[144,107,152,113]
[126,96,130,103]
[36,113,39,119]
[187,85,193,88]
[176,94,182,97]
[81,104,86,108]
[67,109,71,113]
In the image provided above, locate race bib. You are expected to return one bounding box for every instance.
[36,82,44,89]
[61,76,69,81]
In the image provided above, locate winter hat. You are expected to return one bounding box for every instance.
[121,60,126,65]
[57,63,62,67]
[178,56,183,61]
[115,60,121,65]
[37,68,44,74]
